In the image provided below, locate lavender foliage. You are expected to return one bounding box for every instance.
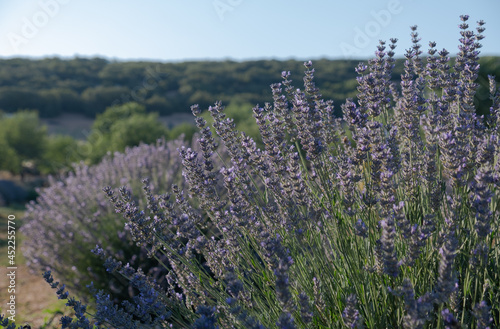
[21,137,222,303]
[25,15,500,329]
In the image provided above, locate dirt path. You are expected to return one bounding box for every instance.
[1,209,70,328]
[0,264,69,328]
[40,112,196,139]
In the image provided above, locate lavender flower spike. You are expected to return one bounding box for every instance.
[342,294,365,328]
[473,301,493,329]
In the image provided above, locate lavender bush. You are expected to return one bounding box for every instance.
[21,136,228,304]
[10,16,499,329]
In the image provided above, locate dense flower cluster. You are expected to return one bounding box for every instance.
[21,137,227,304]
[11,15,500,329]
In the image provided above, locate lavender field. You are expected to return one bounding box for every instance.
[2,15,500,329]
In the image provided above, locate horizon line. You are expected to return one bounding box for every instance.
[1,52,500,64]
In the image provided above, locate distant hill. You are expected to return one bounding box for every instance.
[0,56,498,118]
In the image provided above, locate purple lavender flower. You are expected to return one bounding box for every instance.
[25,15,500,328]
[434,219,459,304]
[336,154,359,217]
[298,292,313,324]
[470,165,494,239]
[354,219,368,238]
[487,75,500,128]
[21,137,208,303]
[454,15,484,114]
[42,271,103,329]
[276,313,296,329]
[342,294,364,329]
[192,306,218,329]
[473,301,493,329]
[342,98,367,130]
[355,40,395,119]
[376,215,400,278]
[441,309,460,329]
[398,279,430,329]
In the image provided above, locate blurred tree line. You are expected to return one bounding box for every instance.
[1,56,497,119]
[0,103,198,176]
[1,56,499,179]
[0,100,260,178]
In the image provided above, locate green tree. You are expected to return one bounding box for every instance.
[0,87,44,113]
[109,112,169,151]
[0,138,20,173]
[92,101,146,134]
[39,135,82,174]
[0,111,47,171]
[86,102,169,163]
[168,122,197,142]
[81,85,130,116]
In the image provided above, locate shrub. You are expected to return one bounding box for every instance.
[21,137,226,304]
[168,122,198,142]
[108,112,170,151]
[38,134,83,175]
[0,138,20,174]
[0,110,47,173]
[16,16,500,329]
[84,102,169,164]
[0,180,27,206]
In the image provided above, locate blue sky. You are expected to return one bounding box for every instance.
[0,0,499,62]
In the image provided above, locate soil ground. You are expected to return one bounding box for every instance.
[0,264,69,328]
[0,207,71,328]
[40,112,196,139]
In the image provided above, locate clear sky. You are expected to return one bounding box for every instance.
[0,0,499,62]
